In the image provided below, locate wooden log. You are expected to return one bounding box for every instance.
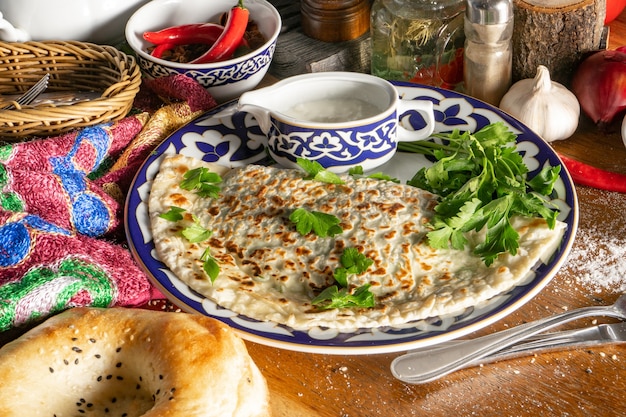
[512,0,606,86]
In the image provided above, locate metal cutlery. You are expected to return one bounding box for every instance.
[0,90,102,108]
[1,73,50,110]
[391,293,626,384]
[391,321,626,384]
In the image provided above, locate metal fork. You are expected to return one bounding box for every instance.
[1,73,50,110]
[391,293,626,384]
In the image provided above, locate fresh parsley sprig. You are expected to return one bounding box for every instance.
[348,166,400,183]
[289,208,343,237]
[399,122,561,266]
[179,167,222,198]
[312,248,376,309]
[158,206,220,283]
[296,158,344,184]
[159,206,185,222]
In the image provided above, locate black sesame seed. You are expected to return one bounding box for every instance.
[155,389,161,395]
[115,362,122,368]
[97,376,103,382]
[116,347,122,353]
[116,376,124,381]
[111,397,117,403]
[159,374,164,380]
[49,367,54,373]
[71,337,78,341]
[74,358,79,365]
[87,403,93,407]
[104,408,109,413]
[78,410,85,414]
[80,399,86,403]
[72,347,83,353]
[95,354,101,359]
[136,384,141,390]
[64,359,69,365]
[106,375,113,380]
[89,338,96,343]
[76,402,82,406]
[169,396,174,401]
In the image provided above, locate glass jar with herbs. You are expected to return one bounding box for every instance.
[370,0,465,90]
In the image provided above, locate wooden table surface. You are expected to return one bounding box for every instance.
[248,10,626,417]
[2,6,626,417]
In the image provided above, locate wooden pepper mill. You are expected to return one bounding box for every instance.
[301,0,371,42]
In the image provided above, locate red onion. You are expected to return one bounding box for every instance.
[571,49,626,127]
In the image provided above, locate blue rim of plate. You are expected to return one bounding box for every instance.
[125,81,579,355]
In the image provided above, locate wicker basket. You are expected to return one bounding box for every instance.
[0,41,142,140]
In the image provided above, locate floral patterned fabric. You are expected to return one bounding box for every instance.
[0,75,218,331]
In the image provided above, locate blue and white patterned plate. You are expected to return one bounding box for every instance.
[125,82,578,355]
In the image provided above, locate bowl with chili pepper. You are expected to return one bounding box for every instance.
[125,0,281,102]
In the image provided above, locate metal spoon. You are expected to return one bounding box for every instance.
[391,293,626,384]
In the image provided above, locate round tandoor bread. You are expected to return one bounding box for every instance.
[0,307,271,417]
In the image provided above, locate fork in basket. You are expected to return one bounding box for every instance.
[1,73,50,110]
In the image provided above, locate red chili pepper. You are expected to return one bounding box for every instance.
[190,0,250,64]
[150,42,176,59]
[558,153,626,193]
[143,23,224,47]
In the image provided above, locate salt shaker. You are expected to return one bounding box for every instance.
[463,0,513,105]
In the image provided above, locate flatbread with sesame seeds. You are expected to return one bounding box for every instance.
[148,154,566,331]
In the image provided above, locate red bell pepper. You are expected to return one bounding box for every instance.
[558,153,626,193]
[190,0,249,64]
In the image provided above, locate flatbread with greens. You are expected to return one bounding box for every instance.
[148,154,566,331]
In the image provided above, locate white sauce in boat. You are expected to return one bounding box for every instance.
[284,98,382,123]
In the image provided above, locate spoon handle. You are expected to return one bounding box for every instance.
[391,304,621,384]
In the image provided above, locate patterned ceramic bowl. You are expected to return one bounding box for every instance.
[125,0,281,103]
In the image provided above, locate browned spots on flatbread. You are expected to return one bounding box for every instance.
[168,192,189,206]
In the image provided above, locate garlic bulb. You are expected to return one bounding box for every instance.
[499,65,580,142]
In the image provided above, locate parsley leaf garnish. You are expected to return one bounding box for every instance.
[312,248,375,309]
[181,221,213,243]
[311,284,375,310]
[348,166,400,183]
[333,247,374,287]
[399,122,561,266]
[179,167,222,198]
[159,206,186,222]
[161,205,220,282]
[289,208,343,237]
[296,158,344,184]
[200,248,220,283]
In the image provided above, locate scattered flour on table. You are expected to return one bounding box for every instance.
[561,189,626,293]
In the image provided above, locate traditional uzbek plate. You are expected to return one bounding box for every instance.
[125,82,578,355]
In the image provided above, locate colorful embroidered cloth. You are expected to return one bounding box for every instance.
[0,75,218,331]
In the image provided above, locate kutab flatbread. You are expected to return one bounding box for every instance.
[148,154,566,331]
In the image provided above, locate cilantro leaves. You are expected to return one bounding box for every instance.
[399,122,561,265]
